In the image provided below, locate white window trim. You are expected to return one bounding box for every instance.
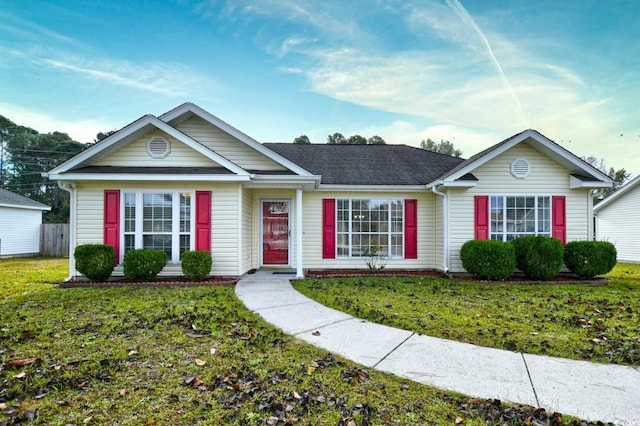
[336,198,405,259]
[120,189,195,263]
[489,195,552,242]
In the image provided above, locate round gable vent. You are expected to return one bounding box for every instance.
[510,158,530,179]
[147,136,170,159]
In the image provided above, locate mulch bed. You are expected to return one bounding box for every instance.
[305,269,608,284]
[58,276,238,288]
[305,269,445,278]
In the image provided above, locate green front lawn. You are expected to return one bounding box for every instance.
[294,266,640,365]
[0,257,577,425]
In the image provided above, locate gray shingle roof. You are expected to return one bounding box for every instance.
[0,188,50,210]
[264,143,466,185]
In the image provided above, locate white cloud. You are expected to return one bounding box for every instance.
[37,56,221,98]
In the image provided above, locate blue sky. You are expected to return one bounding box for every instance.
[2,0,639,173]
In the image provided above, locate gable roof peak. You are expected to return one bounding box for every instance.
[434,128,612,186]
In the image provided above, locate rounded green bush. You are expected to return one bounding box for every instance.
[123,249,168,281]
[74,244,116,282]
[181,250,212,281]
[511,235,564,280]
[460,239,516,281]
[564,241,617,279]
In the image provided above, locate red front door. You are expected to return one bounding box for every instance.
[262,201,289,265]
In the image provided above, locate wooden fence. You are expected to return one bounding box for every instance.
[40,223,70,257]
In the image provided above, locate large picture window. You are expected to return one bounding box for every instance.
[336,199,404,258]
[123,191,193,262]
[490,196,550,241]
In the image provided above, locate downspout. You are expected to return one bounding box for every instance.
[57,181,77,281]
[431,183,449,274]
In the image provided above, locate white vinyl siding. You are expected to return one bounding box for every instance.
[596,187,640,263]
[448,143,591,272]
[209,183,241,275]
[93,130,221,168]
[0,207,43,256]
[176,116,287,171]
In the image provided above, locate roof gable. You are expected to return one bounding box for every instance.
[91,128,224,168]
[0,188,51,211]
[47,114,249,178]
[433,129,613,188]
[160,103,313,176]
[265,143,465,186]
[173,115,286,171]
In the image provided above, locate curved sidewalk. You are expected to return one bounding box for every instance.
[235,271,640,425]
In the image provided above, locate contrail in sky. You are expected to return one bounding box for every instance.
[445,0,529,127]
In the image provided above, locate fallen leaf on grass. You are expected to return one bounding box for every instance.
[195,358,206,366]
[455,416,464,424]
[187,333,207,338]
[13,372,27,379]
[210,347,216,355]
[0,403,6,410]
[6,357,38,367]
[119,389,127,397]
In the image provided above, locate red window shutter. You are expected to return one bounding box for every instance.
[552,196,566,244]
[404,199,418,259]
[474,195,489,240]
[195,191,212,251]
[104,190,120,261]
[322,199,336,259]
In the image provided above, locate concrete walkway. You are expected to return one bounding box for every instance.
[235,271,640,425]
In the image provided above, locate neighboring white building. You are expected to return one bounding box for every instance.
[0,188,51,257]
[594,175,640,263]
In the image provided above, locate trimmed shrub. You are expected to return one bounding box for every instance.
[181,250,212,281]
[564,241,617,279]
[74,244,117,282]
[123,249,168,281]
[460,239,516,281]
[511,236,564,280]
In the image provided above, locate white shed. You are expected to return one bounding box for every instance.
[0,188,51,257]
[594,175,640,263]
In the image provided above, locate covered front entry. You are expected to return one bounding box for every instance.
[261,200,290,265]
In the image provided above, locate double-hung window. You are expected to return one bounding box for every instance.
[123,191,193,262]
[336,199,404,258]
[490,195,550,241]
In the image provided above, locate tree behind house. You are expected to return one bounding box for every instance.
[0,115,90,222]
[582,155,631,203]
[420,138,462,157]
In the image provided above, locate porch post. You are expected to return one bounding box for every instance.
[296,187,304,278]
